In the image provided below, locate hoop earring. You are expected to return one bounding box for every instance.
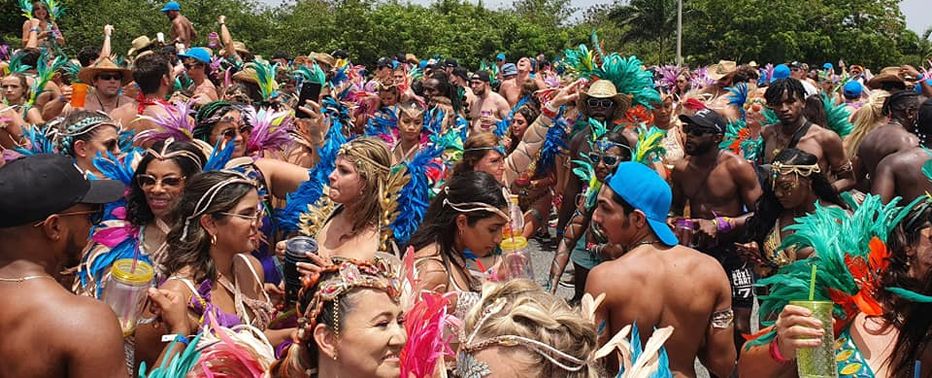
[210,233,217,245]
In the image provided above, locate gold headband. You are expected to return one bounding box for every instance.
[146,138,203,170]
[338,142,391,175]
[771,162,821,177]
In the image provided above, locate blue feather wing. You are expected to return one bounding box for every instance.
[390,143,443,246]
[203,140,236,171]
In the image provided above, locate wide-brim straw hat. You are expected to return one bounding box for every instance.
[578,79,630,120]
[78,57,134,85]
[707,60,737,81]
[866,66,905,90]
[128,36,155,57]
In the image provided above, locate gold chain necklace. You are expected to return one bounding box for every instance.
[0,275,55,283]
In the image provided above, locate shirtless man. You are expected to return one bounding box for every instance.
[872,147,932,204]
[855,91,921,189]
[0,154,188,377]
[587,162,736,377]
[161,1,196,48]
[670,108,762,352]
[761,78,853,192]
[179,47,218,105]
[76,57,135,114]
[467,71,510,134]
[111,53,176,135]
[499,57,539,107]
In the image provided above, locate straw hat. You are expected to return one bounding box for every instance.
[578,79,630,120]
[312,53,336,68]
[232,41,250,54]
[707,60,737,81]
[128,36,155,57]
[78,57,133,85]
[866,66,906,90]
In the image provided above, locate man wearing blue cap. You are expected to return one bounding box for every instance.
[161,1,196,48]
[586,162,736,377]
[842,80,864,116]
[179,47,218,103]
[670,108,761,352]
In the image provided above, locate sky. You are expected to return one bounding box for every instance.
[259,0,931,34]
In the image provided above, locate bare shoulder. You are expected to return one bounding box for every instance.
[675,246,729,281]
[54,294,123,340]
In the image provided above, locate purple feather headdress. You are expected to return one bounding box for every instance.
[243,107,293,156]
[690,67,715,90]
[655,65,682,93]
[133,101,196,145]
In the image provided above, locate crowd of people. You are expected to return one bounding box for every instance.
[1,0,932,377]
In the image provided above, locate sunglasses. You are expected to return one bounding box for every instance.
[137,174,185,189]
[32,206,104,228]
[588,152,622,167]
[97,73,123,81]
[683,125,715,136]
[587,98,614,108]
[218,205,265,224]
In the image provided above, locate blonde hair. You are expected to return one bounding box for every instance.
[844,90,891,158]
[462,279,601,378]
[336,137,391,233]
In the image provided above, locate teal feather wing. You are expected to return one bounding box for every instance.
[821,94,853,138]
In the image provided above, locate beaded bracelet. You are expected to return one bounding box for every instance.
[769,335,791,364]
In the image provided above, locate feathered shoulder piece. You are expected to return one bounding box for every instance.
[534,113,569,176]
[249,58,279,102]
[726,83,749,118]
[294,63,326,85]
[748,194,923,348]
[821,93,853,138]
[19,0,33,19]
[29,49,66,106]
[7,52,32,74]
[584,293,675,378]
[243,107,292,157]
[133,101,196,145]
[6,123,58,160]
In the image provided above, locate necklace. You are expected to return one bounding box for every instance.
[627,239,661,250]
[0,275,55,283]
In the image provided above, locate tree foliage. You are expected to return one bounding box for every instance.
[0,0,923,70]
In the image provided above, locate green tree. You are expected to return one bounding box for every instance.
[608,0,678,64]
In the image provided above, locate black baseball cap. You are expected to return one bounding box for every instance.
[0,154,124,228]
[678,109,727,134]
[452,66,469,82]
[376,57,392,69]
[444,58,458,68]
[471,71,490,83]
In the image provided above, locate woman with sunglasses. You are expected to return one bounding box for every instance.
[546,130,632,299]
[741,148,848,278]
[57,110,122,177]
[408,171,509,319]
[76,139,206,297]
[135,170,291,368]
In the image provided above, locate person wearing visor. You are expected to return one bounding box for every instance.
[0,154,189,377]
[586,162,736,377]
[670,108,762,353]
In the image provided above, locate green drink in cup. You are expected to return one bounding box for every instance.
[789,300,838,378]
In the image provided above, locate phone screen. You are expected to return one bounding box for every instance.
[296,82,323,119]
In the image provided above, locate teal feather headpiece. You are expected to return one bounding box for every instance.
[632,126,667,165]
[29,49,66,106]
[821,93,853,138]
[747,193,923,349]
[563,35,661,110]
[294,63,326,86]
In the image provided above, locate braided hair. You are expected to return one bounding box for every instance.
[764,78,807,107]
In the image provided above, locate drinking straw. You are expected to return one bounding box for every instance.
[808,265,817,301]
[914,361,920,378]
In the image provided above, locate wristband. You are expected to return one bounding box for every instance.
[769,335,791,364]
[160,333,190,345]
[714,216,735,233]
[541,102,559,119]
[31,28,40,33]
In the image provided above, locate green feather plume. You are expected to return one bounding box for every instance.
[249,58,278,101]
[923,157,932,184]
[44,0,64,20]
[821,93,853,138]
[588,117,607,142]
[29,49,66,106]
[762,108,779,126]
[61,60,81,83]
[294,63,326,85]
[138,333,204,378]
[19,0,33,19]
[563,44,597,79]
[633,126,667,164]
[599,53,661,109]
[8,52,32,74]
[747,193,922,348]
[720,119,763,162]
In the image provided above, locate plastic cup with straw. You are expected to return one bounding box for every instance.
[791,265,838,378]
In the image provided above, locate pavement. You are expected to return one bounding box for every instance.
[525,236,713,378]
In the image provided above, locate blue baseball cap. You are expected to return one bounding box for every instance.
[606,163,678,246]
[161,1,181,12]
[822,62,834,71]
[502,63,518,76]
[843,81,862,98]
[179,47,211,64]
[771,64,790,82]
[496,53,506,61]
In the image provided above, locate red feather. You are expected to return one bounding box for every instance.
[867,237,889,272]
[682,98,707,111]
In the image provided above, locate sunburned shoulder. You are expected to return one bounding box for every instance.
[50,294,122,336]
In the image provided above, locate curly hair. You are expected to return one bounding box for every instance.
[126,140,206,226]
[764,78,806,108]
[461,279,600,377]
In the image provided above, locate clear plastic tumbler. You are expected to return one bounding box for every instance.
[790,300,838,378]
[102,259,154,336]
